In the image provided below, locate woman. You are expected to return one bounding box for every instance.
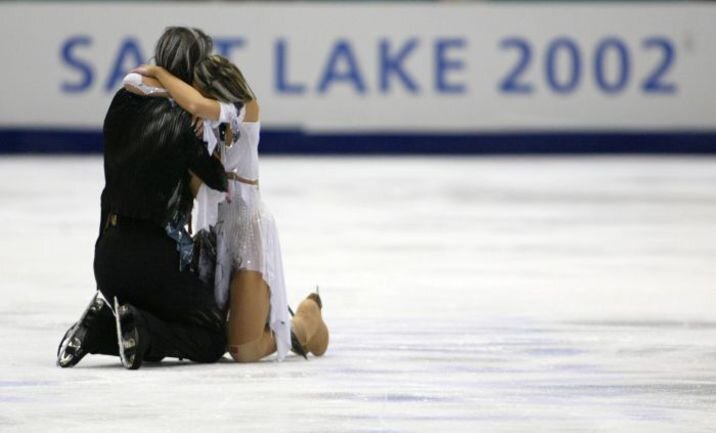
[124,55,328,362]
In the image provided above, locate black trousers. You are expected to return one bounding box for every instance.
[92,216,226,363]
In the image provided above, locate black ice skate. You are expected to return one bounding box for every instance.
[113,297,149,370]
[56,292,112,368]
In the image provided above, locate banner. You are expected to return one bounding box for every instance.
[1,3,715,152]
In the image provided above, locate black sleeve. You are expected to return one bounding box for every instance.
[99,206,108,239]
[98,184,110,240]
[182,127,228,192]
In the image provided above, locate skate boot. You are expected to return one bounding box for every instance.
[289,291,329,358]
[57,292,113,368]
[113,298,149,370]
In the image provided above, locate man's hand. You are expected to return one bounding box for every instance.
[192,116,204,138]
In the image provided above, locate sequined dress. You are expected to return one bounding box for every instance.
[194,103,291,362]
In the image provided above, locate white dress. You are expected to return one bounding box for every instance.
[195,103,291,362]
[122,73,291,361]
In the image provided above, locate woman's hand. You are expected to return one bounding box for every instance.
[132,64,159,77]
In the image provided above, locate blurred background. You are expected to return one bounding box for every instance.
[1,0,714,154]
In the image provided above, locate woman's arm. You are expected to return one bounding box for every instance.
[134,65,221,121]
[122,73,168,97]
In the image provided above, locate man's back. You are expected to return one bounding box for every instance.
[58,26,228,372]
[100,89,226,228]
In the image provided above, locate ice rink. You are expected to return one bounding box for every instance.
[1,155,715,432]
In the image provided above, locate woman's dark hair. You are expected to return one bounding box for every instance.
[154,27,213,84]
[193,55,256,104]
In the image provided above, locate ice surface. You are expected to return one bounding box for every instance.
[1,156,715,432]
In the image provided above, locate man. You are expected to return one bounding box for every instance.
[57,27,228,370]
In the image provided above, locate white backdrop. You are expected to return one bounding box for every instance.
[0,2,715,133]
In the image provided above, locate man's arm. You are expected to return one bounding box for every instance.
[182,126,227,192]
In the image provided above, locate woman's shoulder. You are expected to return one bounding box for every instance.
[237,100,261,143]
[218,99,259,124]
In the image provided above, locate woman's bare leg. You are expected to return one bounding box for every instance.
[226,270,277,363]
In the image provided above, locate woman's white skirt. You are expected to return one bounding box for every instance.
[213,184,291,361]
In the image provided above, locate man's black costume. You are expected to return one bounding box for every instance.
[89,88,228,365]
[56,27,228,370]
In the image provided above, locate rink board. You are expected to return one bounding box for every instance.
[1,129,716,154]
[1,2,716,153]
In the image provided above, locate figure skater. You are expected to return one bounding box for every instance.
[125,55,329,362]
[57,27,228,370]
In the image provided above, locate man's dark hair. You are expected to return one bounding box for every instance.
[154,27,213,84]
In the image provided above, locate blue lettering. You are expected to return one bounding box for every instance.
[379,38,419,93]
[545,38,581,94]
[105,38,145,92]
[435,38,466,94]
[594,38,629,94]
[275,39,306,95]
[642,37,677,94]
[499,37,534,94]
[215,37,246,59]
[60,36,94,93]
[318,40,366,94]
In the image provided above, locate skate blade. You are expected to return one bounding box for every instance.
[57,294,102,368]
[56,334,80,367]
[113,297,138,370]
[78,292,105,323]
